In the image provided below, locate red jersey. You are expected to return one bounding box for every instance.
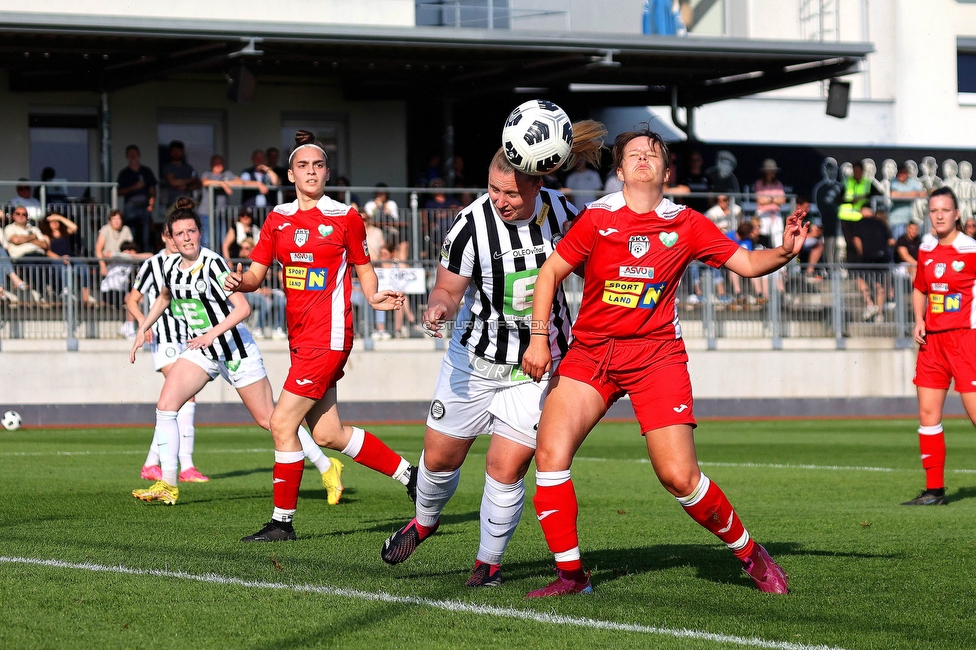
[914,232,976,333]
[556,193,738,344]
[251,196,370,351]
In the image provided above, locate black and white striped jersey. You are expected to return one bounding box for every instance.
[161,247,250,361]
[132,251,190,345]
[440,187,577,365]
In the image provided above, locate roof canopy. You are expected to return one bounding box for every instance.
[0,12,871,109]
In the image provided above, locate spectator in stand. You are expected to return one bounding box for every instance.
[159,141,201,212]
[266,147,293,200]
[95,209,134,281]
[754,159,787,249]
[237,237,287,340]
[895,220,922,282]
[239,149,279,208]
[4,205,49,261]
[200,154,239,210]
[706,150,741,195]
[10,179,42,219]
[116,144,157,252]
[377,239,418,338]
[332,176,361,209]
[423,178,461,255]
[562,158,604,205]
[34,167,68,203]
[813,157,844,265]
[889,163,927,241]
[664,151,689,195]
[799,221,825,281]
[365,183,408,261]
[678,150,711,213]
[704,193,742,234]
[39,212,87,303]
[964,218,976,238]
[853,206,895,322]
[221,206,261,262]
[100,240,150,337]
[838,162,878,263]
[0,209,35,305]
[450,155,468,188]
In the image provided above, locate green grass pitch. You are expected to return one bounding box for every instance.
[2,418,975,649]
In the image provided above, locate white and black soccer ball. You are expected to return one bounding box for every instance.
[2,410,22,431]
[502,99,573,176]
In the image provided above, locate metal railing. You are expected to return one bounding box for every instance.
[0,257,914,352]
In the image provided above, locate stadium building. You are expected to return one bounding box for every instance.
[1,0,974,423]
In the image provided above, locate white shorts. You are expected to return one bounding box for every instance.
[178,338,267,389]
[151,340,185,372]
[426,341,554,449]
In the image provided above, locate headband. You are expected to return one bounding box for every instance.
[288,143,328,164]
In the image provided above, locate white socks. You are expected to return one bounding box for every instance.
[297,425,331,473]
[177,401,196,470]
[154,409,179,485]
[415,452,460,528]
[477,474,525,565]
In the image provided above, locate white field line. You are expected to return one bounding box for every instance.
[3,449,976,474]
[0,556,847,650]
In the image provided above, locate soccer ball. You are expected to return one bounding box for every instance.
[502,99,573,176]
[2,410,22,431]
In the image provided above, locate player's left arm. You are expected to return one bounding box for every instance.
[355,262,404,312]
[186,291,251,350]
[724,207,808,278]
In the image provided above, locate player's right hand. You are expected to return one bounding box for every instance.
[223,263,243,291]
[914,321,926,346]
[521,338,553,383]
[421,304,448,338]
[129,329,147,363]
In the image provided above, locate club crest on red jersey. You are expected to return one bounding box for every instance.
[294,229,309,247]
[629,235,649,258]
[935,262,946,278]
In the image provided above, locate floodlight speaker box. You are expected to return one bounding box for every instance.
[826,80,850,118]
[227,64,256,103]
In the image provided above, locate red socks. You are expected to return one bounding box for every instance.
[533,478,582,571]
[919,425,946,490]
[354,431,403,477]
[273,459,304,511]
[678,474,754,560]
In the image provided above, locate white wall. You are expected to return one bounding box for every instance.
[6,1,415,26]
[0,339,919,406]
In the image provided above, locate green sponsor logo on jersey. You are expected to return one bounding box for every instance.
[503,268,540,317]
[171,298,213,331]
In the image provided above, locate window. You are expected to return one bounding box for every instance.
[281,113,348,182]
[416,0,511,29]
[958,38,976,104]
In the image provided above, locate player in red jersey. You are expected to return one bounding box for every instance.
[520,126,807,597]
[902,187,976,506]
[224,130,417,542]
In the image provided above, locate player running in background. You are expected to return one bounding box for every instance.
[223,130,416,543]
[380,121,604,587]
[128,223,339,490]
[521,126,806,597]
[126,224,204,482]
[129,197,337,507]
[903,187,976,506]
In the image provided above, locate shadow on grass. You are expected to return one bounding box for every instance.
[503,542,896,591]
[352,510,481,537]
[206,466,273,480]
[948,485,976,503]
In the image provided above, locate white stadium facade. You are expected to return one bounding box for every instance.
[1,0,975,424]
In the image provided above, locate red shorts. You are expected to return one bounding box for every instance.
[914,328,976,393]
[284,347,350,400]
[555,337,695,434]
